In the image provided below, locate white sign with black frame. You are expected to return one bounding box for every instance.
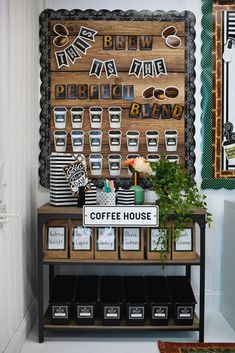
[83,205,158,227]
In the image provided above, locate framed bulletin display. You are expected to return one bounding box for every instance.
[202,0,235,189]
[39,9,196,188]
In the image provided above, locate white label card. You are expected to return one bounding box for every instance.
[123,228,140,250]
[48,227,65,250]
[97,228,115,251]
[175,228,193,251]
[73,227,92,250]
[150,228,168,251]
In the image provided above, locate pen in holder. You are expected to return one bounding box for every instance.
[99,180,116,206]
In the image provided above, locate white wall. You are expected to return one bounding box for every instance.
[41,0,234,304]
[0,0,40,352]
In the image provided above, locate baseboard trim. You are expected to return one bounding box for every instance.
[3,297,37,353]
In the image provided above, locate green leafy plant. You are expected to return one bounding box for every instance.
[149,159,212,260]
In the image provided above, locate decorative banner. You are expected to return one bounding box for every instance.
[55,51,69,69]
[104,59,118,78]
[128,59,143,78]
[65,45,81,64]
[78,26,97,42]
[89,59,104,78]
[129,58,167,78]
[89,59,118,78]
[73,36,91,54]
[54,26,97,69]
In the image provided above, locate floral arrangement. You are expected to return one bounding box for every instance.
[124,157,151,174]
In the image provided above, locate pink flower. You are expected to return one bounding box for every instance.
[133,157,151,173]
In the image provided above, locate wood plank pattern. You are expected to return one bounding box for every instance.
[50,18,186,178]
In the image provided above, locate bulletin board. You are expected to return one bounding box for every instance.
[202,0,235,189]
[39,9,196,188]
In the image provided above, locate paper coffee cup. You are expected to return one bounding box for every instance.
[89,154,103,176]
[165,155,179,163]
[108,130,122,152]
[126,131,140,152]
[71,130,84,152]
[53,107,67,129]
[223,140,235,165]
[146,154,160,163]
[146,130,159,152]
[164,130,178,152]
[89,130,103,152]
[108,154,122,176]
[108,106,122,128]
[89,106,103,128]
[70,107,84,128]
[53,130,67,152]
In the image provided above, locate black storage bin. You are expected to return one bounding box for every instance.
[74,276,99,325]
[167,276,196,325]
[49,275,77,325]
[145,276,171,325]
[124,276,147,325]
[100,276,123,325]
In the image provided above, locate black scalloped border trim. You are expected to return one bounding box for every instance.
[39,9,196,189]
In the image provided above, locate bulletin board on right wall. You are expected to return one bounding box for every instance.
[202,0,235,189]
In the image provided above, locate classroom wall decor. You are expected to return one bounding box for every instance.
[39,9,196,188]
[202,0,235,189]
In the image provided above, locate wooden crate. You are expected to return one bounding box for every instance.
[120,227,144,260]
[146,226,171,260]
[95,227,118,260]
[43,220,68,259]
[171,222,196,260]
[69,220,94,260]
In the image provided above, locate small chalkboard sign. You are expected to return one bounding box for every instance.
[63,160,89,196]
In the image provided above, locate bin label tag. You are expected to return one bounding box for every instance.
[77,305,93,318]
[52,305,68,319]
[152,306,168,319]
[177,306,193,319]
[129,306,144,319]
[104,306,120,319]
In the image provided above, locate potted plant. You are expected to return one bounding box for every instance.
[125,157,212,261]
[149,158,212,259]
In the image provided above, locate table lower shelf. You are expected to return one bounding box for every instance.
[43,314,199,332]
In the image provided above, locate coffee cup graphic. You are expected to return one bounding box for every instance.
[70,107,84,128]
[53,107,67,129]
[89,130,103,152]
[145,130,159,152]
[71,130,85,152]
[108,130,122,152]
[126,131,140,152]
[146,154,160,163]
[223,140,235,165]
[53,130,67,152]
[108,154,122,176]
[89,106,103,128]
[165,155,179,163]
[108,106,122,128]
[89,154,103,176]
[164,130,178,152]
